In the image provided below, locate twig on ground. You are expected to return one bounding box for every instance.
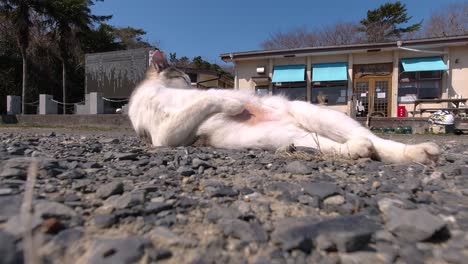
[21,159,39,264]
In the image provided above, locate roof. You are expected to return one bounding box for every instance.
[220,35,468,62]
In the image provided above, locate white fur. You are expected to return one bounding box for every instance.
[128,67,440,164]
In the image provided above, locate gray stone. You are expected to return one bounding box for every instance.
[219,219,268,242]
[0,195,21,222]
[272,215,379,253]
[301,182,339,199]
[340,252,385,264]
[0,231,19,264]
[106,191,145,209]
[205,185,238,198]
[35,200,77,219]
[144,202,172,214]
[96,181,124,199]
[0,188,14,196]
[177,166,196,176]
[383,207,447,242]
[206,206,242,223]
[93,214,117,228]
[88,237,149,264]
[56,170,85,180]
[284,161,313,175]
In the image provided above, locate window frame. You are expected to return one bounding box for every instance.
[398,64,443,100]
[311,80,348,106]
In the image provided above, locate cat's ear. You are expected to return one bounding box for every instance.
[151,49,169,72]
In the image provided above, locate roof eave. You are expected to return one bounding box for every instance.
[220,35,468,62]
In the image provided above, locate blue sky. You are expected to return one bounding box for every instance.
[91,0,464,65]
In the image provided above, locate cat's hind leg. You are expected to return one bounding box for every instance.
[293,133,375,160]
[288,101,440,164]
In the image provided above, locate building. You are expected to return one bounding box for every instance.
[220,35,468,117]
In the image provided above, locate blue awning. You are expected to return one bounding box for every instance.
[272,65,305,82]
[312,62,348,82]
[401,57,447,72]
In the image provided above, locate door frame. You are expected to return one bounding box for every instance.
[353,76,392,117]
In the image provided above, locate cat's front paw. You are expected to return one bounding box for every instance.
[346,137,375,159]
[221,99,245,116]
[404,142,440,164]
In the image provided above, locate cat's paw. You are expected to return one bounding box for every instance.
[404,142,440,164]
[346,137,375,159]
[221,99,245,116]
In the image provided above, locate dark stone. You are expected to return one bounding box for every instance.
[147,248,172,261]
[177,166,196,176]
[301,182,339,199]
[271,215,380,253]
[88,237,149,264]
[144,202,172,214]
[219,219,268,242]
[96,181,124,199]
[0,231,19,264]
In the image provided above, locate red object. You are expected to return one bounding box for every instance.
[397,105,406,117]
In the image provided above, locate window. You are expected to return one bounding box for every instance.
[255,86,269,96]
[311,81,348,105]
[398,65,442,101]
[273,82,306,101]
[187,73,197,83]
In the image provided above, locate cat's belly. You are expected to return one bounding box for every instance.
[229,103,283,125]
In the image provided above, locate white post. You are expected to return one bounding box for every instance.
[39,94,58,115]
[6,95,21,115]
[89,92,104,114]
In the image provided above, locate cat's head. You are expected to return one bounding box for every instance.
[146,49,192,88]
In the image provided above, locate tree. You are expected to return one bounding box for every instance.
[0,0,44,114]
[260,23,361,50]
[358,1,422,43]
[423,2,468,38]
[43,0,111,114]
[111,26,150,49]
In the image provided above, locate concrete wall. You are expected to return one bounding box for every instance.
[450,46,468,98]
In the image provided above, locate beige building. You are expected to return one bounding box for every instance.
[182,68,234,89]
[220,35,468,117]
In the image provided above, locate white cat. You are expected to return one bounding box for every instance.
[128,49,440,164]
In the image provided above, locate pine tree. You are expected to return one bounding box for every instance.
[359,1,422,43]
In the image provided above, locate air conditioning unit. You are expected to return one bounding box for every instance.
[256,66,266,74]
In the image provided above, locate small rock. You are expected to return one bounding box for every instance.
[147,248,173,261]
[177,166,195,176]
[93,214,117,228]
[87,237,149,264]
[284,161,313,175]
[56,170,85,180]
[301,182,339,199]
[0,188,14,196]
[323,195,345,206]
[96,181,124,199]
[219,219,268,242]
[272,215,379,253]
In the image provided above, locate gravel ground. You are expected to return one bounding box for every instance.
[1,127,468,264]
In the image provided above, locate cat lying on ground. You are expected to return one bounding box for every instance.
[128,49,440,164]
